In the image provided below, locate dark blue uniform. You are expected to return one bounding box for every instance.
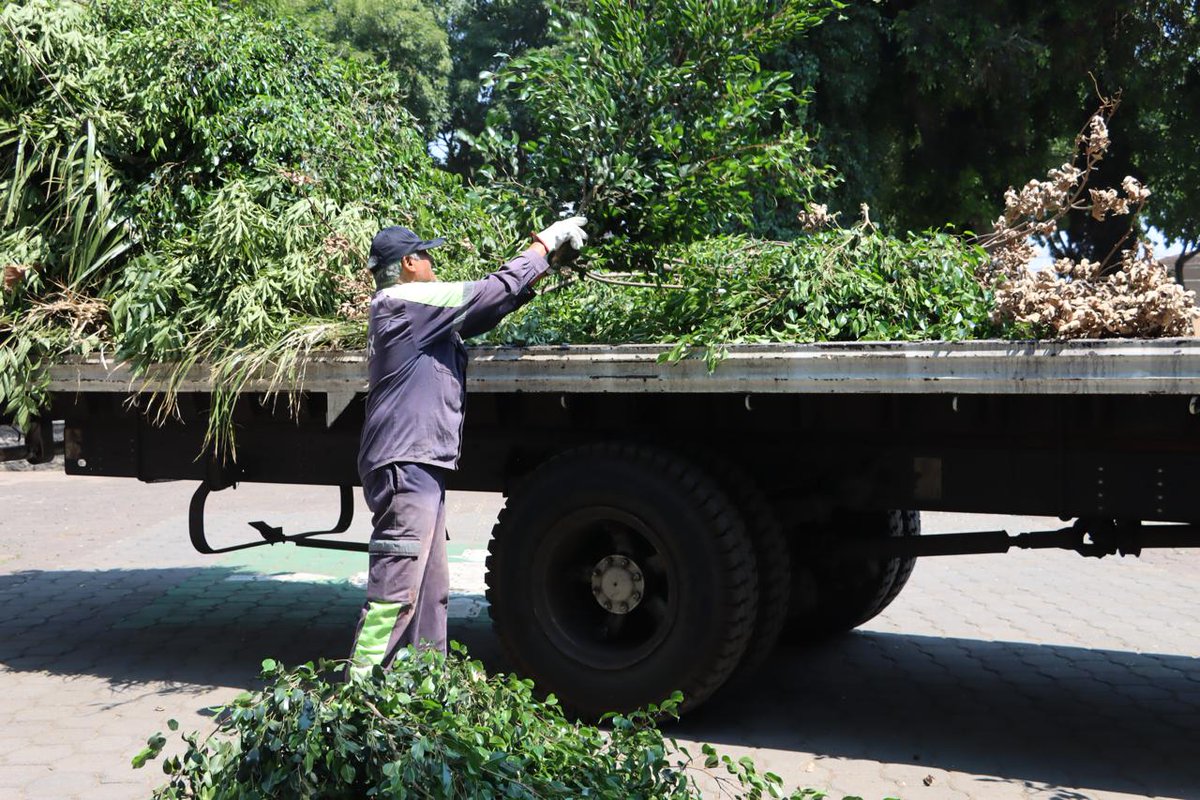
[350,249,550,672]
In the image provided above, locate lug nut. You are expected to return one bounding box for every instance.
[632,572,642,582]
[631,592,641,603]
[619,557,629,567]
[618,602,628,613]
[603,600,612,610]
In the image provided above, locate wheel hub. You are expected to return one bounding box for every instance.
[591,554,644,614]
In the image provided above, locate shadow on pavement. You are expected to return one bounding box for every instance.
[3,567,1196,797]
[0,567,506,693]
[691,631,1199,799]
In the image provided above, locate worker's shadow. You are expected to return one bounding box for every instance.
[0,567,509,693]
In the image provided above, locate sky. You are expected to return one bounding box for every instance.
[1030,226,1187,270]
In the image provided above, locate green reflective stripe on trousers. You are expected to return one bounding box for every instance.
[369,539,422,557]
[352,600,406,668]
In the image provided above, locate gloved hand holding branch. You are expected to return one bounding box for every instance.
[533,215,589,256]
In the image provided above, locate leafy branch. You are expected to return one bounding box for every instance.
[134,648,873,800]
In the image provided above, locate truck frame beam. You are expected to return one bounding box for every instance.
[829,519,1200,559]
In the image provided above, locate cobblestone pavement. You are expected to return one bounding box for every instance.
[1,470,1197,799]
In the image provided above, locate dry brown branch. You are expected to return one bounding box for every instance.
[333,267,374,322]
[978,97,1197,338]
[796,203,837,231]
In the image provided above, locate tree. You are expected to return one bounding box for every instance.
[1121,2,1200,282]
[273,0,452,130]
[436,0,552,173]
[777,1,1200,265]
[332,0,452,129]
[474,0,836,265]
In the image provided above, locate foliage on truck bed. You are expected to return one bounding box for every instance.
[487,229,1001,360]
[0,0,514,429]
[1,0,1194,444]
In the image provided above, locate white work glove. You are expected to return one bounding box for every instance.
[534,216,588,253]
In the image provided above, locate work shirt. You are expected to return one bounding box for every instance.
[357,248,551,479]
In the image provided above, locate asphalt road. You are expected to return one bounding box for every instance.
[1,468,1197,799]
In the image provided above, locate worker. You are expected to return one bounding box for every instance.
[349,216,588,675]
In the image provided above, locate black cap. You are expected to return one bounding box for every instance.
[367,226,447,273]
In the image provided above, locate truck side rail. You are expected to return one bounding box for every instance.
[45,339,1200,398]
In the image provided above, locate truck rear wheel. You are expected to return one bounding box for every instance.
[783,509,919,642]
[709,467,790,675]
[485,443,758,718]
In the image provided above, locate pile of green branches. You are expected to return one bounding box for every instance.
[133,647,847,799]
[0,0,517,432]
[1,0,1005,445]
[489,228,1002,362]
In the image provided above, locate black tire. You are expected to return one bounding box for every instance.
[783,509,920,643]
[485,443,757,718]
[708,467,790,675]
[873,510,919,615]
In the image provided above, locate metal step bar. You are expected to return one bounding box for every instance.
[187,482,365,554]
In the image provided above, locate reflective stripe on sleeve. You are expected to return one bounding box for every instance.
[379,281,470,307]
[451,282,476,329]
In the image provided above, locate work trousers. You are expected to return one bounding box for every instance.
[349,461,449,674]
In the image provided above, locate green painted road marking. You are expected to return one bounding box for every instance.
[113,546,492,630]
[114,568,360,630]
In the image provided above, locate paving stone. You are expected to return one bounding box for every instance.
[87,781,157,800]
[3,744,76,765]
[0,765,53,789]
[74,734,144,756]
[14,701,90,723]
[22,770,102,797]
[946,773,1035,799]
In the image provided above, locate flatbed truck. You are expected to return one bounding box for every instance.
[9,339,1200,715]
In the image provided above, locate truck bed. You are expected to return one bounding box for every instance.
[36,338,1200,522]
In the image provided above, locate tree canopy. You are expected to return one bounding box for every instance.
[783,0,1200,264]
[437,0,552,173]
[469,0,837,263]
[272,0,453,130]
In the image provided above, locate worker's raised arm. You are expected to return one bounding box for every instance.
[394,217,587,349]
[385,249,550,349]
